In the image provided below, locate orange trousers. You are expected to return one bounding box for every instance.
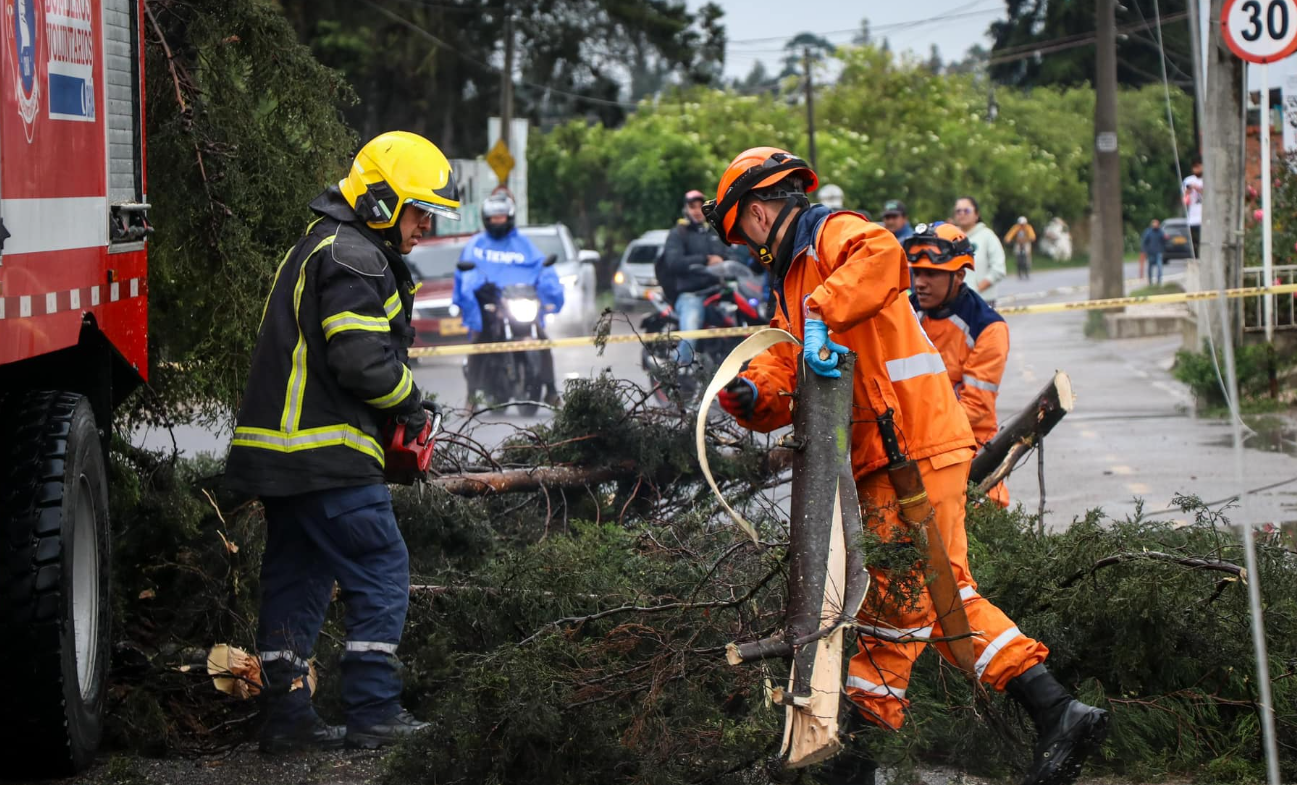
[846,451,1047,730]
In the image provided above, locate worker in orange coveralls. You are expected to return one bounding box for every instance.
[904,222,1011,508]
[704,147,1108,785]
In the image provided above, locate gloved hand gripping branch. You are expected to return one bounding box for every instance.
[718,378,757,419]
[802,317,849,378]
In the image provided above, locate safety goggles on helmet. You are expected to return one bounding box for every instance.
[903,223,974,271]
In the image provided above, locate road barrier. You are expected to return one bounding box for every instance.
[409,283,1297,358]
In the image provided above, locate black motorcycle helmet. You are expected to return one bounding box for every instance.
[481,193,517,239]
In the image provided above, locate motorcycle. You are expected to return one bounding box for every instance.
[459,256,558,416]
[640,259,769,405]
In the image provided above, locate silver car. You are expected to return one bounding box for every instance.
[613,229,669,311]
[517,224,600,336]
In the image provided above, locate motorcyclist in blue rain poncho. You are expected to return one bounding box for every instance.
[454,192,565,403]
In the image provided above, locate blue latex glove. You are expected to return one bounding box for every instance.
[802,318,849,378]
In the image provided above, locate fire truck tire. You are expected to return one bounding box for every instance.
[0,391,111,777]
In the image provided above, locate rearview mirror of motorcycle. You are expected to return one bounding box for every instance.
[543,254,558,267]
[456,260,476,272]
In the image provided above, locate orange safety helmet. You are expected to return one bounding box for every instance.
[703,147,818,265]
[902,222,975,272]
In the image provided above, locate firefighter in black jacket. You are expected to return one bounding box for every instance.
[224,132,460,753]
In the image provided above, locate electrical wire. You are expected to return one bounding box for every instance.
[359,0,721,110]
[1153,2,1281,782]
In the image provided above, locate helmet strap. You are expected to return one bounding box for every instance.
[737,195,806,272]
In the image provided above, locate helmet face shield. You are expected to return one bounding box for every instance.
[408,198,459,222]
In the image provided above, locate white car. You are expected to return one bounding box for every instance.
[518,224,600,336]
[613,229,669,310]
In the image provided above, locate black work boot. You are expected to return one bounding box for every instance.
[346,709,431,749]
[258,657,345,754]
[1006,664,1110,785]
[259,713,346,754]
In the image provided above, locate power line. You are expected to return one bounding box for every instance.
[360,0,646,109]
[726,0,1001,46]
[986,10,1189,66]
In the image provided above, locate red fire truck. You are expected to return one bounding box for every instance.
[0,0,149,774]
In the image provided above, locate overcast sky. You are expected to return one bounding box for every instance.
[688,0,1004,80]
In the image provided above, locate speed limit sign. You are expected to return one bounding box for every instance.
[1222,0,1297,63]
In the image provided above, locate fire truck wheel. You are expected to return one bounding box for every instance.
[0,391,111,777]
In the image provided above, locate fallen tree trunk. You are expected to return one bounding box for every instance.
[970,371,1074,494]
[431,462,635,496]
[430,449,795,496]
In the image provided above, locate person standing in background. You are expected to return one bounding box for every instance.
[1141,218,1167,286]
[1003,216,1036,281]
[881,199,914,242]
[1182,158,1203,258]
[953,196,1006,308]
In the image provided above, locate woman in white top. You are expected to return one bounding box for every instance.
[953,196,1007,307]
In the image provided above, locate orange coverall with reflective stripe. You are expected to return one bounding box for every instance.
[736,207,1046,730]
[916,286,1011,507]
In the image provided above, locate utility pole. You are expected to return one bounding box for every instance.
[500,6,515,155]
[804,48,817,170]
[1199,0,1245,333]
[1090,0,1124,301]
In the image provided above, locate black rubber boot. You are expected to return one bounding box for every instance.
[346,709,431,749]
[1006,664,1110,785]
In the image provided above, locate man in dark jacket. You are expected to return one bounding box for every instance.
[1141,218,1167,285]
[662,189,728,366]
[225,131,460,753]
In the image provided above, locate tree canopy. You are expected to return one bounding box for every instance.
[989,0,1196,90]
[275,0,726,157]
[529,43,1194,258]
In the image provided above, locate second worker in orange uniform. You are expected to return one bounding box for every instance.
[904,223,1011,508]
[706,148,1108,785]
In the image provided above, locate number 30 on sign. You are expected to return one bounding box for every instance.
[1223,0,1297,63]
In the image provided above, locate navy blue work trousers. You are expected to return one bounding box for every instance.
[256,484,409,730]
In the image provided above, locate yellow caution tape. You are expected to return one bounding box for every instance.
[409,283,1297,358]
[995,282,1297,316]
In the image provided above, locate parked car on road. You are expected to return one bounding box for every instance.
[613,229,669,310]
[1161,217,1194,260]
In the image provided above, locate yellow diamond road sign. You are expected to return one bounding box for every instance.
[487,139,515,183]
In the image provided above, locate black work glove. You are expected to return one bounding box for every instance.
[717,378,757,419]
[400,399,441,445]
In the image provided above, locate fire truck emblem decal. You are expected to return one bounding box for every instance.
[46,0,94,122]
[6,0,41,142]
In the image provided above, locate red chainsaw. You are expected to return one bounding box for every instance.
[384,401,443,485]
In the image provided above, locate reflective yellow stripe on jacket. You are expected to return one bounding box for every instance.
[322,311,390,340]
[366,365,413,410]
[232,425,384,465]
[280,233,338,432]
[384,291,402,321]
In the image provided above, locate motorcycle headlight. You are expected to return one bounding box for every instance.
[506,297,540,323]
[559,273,579,287]
[614,270,626,285]
[448,303,461,317]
